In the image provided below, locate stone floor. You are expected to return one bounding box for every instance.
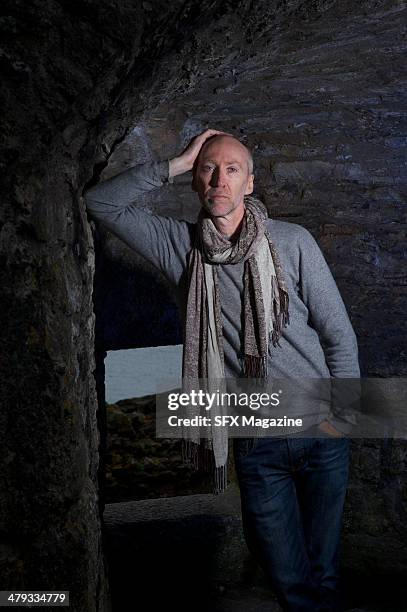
[207,584,282,611]
[206,583,382,612]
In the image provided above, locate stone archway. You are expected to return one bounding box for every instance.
[2,1,406,610]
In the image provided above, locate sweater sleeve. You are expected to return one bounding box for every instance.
[298,227,361,434]
[83,159,192,280]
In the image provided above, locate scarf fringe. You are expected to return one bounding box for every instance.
[243,354,268,379]
[181,439,227,494]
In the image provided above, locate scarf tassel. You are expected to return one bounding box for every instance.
[243,354,268,379]
[181,439,227,494]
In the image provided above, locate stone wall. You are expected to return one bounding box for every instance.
[1,0,406,609]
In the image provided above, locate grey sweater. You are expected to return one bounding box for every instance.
[84,159,360,434]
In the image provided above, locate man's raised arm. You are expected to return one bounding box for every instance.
[84,158,186,276]
[83,129,230,276]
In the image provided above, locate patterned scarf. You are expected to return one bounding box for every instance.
[181,195,290,493]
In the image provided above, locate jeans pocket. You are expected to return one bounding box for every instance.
[316,422,347,439]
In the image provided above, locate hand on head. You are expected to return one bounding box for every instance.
[169,128,233,178]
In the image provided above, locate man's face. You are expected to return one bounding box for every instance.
[192,136,254,218]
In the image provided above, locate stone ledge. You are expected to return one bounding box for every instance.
[103,484,242,523]
[102,485,273,611]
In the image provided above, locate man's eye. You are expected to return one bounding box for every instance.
[228,167,238,172]
[203,165,213,171]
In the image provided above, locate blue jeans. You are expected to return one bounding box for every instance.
[233,425,350,612]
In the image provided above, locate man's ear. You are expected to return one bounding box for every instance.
[245,174,254,195]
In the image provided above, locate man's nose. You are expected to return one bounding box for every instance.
[210,168,227,187]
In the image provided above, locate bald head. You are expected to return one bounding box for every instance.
[193,134,254,178]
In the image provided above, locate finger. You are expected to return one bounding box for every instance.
[195,131,232,148]
[200,128,233,139]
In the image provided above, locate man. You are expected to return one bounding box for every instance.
[84,128,360,611]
